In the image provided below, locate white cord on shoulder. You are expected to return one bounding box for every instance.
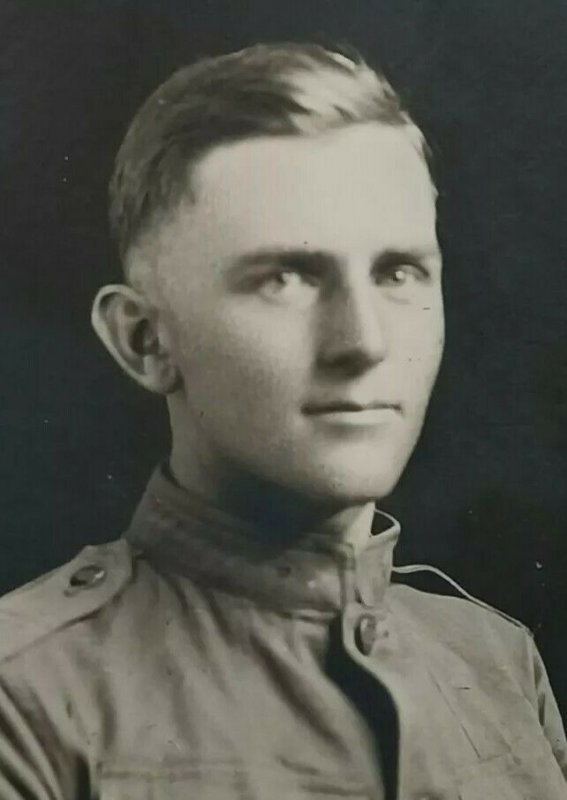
[392,563,528,630]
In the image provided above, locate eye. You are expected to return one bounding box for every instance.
[256,268,320,307]
[386,266,412,286]
[268,270,303,288]
[374,260,430,293]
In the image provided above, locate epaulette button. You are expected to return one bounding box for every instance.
[65,564,107,595]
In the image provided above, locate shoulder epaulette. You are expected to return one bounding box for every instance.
[392,562,532,636]
[0,539,133,663]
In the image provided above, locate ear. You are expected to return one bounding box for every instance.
[91,284,181,394]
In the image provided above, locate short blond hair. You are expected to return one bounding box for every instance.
[109,42,430,269]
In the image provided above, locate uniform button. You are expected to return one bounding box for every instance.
[355,614,378,655]
[354,611,391,655]
[65,564,107,594]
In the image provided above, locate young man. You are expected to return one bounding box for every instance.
[0,43,565,800]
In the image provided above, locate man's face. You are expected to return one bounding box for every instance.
[150,122,444,504]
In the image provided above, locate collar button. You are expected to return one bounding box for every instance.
[355,613,379,655]
[65,564,107,595]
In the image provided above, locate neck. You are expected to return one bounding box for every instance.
[168,445,375,553]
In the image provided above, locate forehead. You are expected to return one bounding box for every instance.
[160,123,437,264]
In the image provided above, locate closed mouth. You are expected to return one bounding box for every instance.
[302,401,401,415]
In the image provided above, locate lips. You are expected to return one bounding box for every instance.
[302,400,401,415]
[302,401,401,429]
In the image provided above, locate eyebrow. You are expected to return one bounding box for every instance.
[230,248,336,273]
[227,244,441,277]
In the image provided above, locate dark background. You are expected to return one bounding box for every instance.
[2,0,567,715]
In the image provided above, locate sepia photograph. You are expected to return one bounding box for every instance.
[1,1,567,797]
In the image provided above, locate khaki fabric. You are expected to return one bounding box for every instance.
[0,465,565,800]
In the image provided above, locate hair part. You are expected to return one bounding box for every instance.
[109,42,430,277]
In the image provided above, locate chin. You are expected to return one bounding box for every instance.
[328,477,399,506]
[301,433,420,506]
[237,436,417,508]
[292,462,406,507]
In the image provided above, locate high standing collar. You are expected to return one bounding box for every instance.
[124,464,401,613]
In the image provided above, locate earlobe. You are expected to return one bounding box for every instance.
[91,284,181,394]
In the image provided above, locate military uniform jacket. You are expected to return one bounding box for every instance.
[0,466,566,800]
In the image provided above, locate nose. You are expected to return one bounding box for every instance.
[316,282,388,375]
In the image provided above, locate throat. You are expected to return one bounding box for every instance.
[166,455,374,552]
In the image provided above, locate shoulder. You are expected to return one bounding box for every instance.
[388,565,533,665]
[387,569,556,720]
[0,539,136,665]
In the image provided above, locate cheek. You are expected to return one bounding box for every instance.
[396,307,444,395]
[414,330,444,387]
[174,306,309,408]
